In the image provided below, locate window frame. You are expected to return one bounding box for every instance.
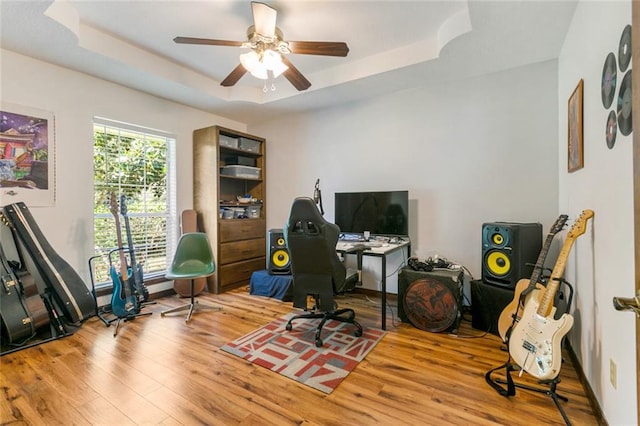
[92,117,177,290]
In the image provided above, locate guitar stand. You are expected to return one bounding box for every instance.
[485,276,575,426]
[95,299,152,337]
[487,362,571,426]
[110,310,152,337]
[500,373,570,425]
[88,254,152,337]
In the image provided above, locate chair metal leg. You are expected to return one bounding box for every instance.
[161,303,192,315]
[161,279,222,322]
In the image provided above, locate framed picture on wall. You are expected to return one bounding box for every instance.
[0,103,55,206]
[568,79,584,173]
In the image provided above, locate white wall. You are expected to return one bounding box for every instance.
[558,1,636,423]
[0,49,244,289]
[252,60,560,296]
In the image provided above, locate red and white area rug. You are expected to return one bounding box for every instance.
[221,312,386,394]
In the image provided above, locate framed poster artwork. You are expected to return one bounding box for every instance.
[568,79,584,173]
[0,103,55,206]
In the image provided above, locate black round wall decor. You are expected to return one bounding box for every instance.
[617,70,632,136]
[601,52,617,109]
[606,110,617,149]
[618,24,632,72]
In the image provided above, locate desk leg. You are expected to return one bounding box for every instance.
[381,253,386,330]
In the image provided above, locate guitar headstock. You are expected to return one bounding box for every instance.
[109,192,119,218]
[120,194,128,216]
[551,214,569,234]
[567,209,594,239]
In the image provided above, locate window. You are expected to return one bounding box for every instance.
[92,118,176,287]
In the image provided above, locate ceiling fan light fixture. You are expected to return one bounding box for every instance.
[250,65,269,80]
[263,50,288,77]
[270,59,288,78]
[240,51,260,71]
[240,50,268,79]
[240,49,287,80]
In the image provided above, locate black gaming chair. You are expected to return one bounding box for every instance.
[284,197,363,347]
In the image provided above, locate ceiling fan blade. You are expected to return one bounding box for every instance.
[287,41,349,57]
[280,56,311,91]
[174,37,244,47]
[220,64,248,87]
[252,2,277,37]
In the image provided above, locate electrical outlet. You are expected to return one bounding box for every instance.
[610,358,617,389]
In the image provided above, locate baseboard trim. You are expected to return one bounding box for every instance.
[565,341,608,425]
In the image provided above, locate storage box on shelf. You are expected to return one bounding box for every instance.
[223,155,256,167]
[220,165,261,179]
[246,205,261,218]
[219,205,262,220]
[193,125,266,294]
[219,135,239,148]
[239,137,261,152]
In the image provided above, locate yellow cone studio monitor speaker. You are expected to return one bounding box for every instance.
[268,229,291,275]
[481,222,542,288]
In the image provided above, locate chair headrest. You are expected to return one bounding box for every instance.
[287,197,325,232]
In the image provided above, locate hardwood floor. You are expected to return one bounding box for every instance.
[1,287,599,425]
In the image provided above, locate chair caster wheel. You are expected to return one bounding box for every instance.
[285,323,292,331]
[315,339,323,347]
[355,330,362,338]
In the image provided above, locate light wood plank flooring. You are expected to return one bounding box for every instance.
[1,287,598,425]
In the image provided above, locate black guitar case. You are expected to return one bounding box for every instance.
[0,243,50,344]
[2,202,94,323]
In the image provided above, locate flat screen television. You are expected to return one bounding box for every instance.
[334,190,408,236]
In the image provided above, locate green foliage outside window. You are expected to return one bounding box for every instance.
[93,124,171,285]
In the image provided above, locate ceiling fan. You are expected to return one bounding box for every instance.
[174,1,349,91]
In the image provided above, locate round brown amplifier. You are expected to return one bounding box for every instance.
[403,277,459,332]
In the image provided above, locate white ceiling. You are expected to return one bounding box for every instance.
[0,0,577,124]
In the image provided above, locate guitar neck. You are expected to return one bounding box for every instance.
[123,215,137,266]
[526,215,568,291]
[537,210,593,317]
[537,245,571,317]
[528,233,554,286]
[113,214,128,280]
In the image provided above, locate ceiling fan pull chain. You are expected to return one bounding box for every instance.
[263,81,268,93]
[271,82,276,91]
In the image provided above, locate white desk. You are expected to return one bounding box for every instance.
[336,240,410,330]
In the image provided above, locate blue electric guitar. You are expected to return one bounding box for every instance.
[120,195,149,303]
[108,193,139,318]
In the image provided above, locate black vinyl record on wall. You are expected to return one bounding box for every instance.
[617,70,632,136]
[606,110,617,149]
[601,52,617,109]
[618,24,632,72]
